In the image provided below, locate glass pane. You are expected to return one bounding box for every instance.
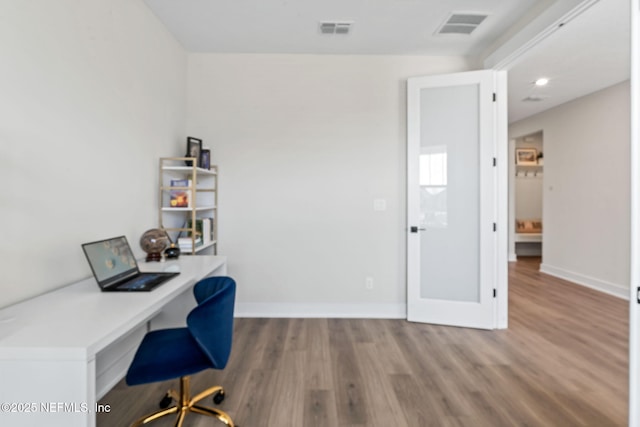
[419,84,480,302]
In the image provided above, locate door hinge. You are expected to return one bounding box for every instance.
[637,287,640,304]
[493,223,497,232]
[493,289,497,298]
[493,157,497,167]
[492,93,496,102]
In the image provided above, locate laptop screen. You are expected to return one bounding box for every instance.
[82,236,139,287]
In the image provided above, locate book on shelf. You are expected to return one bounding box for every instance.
[177,236,203,251]
[202,218,212,244]
[187,218,202,240]
[186,218,214,243]
[169,179,191,208]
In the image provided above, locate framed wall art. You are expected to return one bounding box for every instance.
[516,148,538,166]
[185,137,202,167]
[200,148,211,170]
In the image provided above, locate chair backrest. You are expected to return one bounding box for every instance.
[186,276,236,369]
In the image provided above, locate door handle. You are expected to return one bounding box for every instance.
[410,226,426,233]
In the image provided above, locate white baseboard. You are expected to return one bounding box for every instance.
[508,252,517,262]
[235,303,407,319]
[539,263,629,300]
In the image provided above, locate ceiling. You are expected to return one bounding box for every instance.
[144,0,544,56]
[507,0,629,122]
[144,0,630,123]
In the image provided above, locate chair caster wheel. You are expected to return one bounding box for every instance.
[213,390,225,404]
[159,393,173,409]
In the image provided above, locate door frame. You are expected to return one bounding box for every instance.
[630,0,639,425]
[495,71,509,329]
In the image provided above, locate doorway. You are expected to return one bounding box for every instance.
[495,0,632,422]
[509,131,544,262]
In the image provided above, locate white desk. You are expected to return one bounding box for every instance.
[0,255,226,427]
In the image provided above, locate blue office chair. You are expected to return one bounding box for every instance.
[126,276,236,427]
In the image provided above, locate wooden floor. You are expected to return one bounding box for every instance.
[99,258,629,426]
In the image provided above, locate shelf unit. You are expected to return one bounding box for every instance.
[159,157,217,255]
[515,154,543,256]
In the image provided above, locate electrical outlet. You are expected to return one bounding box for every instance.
[365,277,373,290]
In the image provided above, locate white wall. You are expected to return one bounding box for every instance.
[187,54,470,316]
[509,81,630,298]
[0,0,187,308]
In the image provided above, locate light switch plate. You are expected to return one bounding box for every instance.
[373,199,387,211]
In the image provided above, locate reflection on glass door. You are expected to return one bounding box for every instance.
[420,146,448,229]
[419,84,480,302]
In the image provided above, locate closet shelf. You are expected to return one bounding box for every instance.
[514,233,542,243]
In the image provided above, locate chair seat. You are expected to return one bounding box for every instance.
[126,328,213,386]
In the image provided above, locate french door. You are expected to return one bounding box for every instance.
[407,70,498,329]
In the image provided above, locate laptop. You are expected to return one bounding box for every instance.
[82,236,179,292]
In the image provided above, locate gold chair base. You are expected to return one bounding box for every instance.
[131,376,235,427]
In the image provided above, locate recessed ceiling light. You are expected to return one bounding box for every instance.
[535,78,549,86]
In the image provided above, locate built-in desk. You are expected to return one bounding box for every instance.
[0,255,226,427]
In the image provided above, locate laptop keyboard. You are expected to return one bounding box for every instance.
[118,274,162,290]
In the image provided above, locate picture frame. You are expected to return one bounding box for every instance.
[185,137,202,167]
[200,148,211,170]
[516,148,538,166]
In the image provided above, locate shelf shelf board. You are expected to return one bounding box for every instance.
[181,240,217,254]
[196,241,216,252]
[514,233,542,243]
[162,166,217,175]
[161,206,217,212]
[160,187,216,192]
[515,164,543,168]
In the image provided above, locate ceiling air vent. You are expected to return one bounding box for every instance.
[522,95,548,102]
[436,13,488,35]
[319,21,353,35]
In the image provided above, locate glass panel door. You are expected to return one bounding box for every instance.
[407,70,496,329]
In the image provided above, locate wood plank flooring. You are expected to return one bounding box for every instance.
[98,258,628,426]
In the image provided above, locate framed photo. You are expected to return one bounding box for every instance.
[516,148,538,166]
[185,137,202,167]
[200,149,211,170]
